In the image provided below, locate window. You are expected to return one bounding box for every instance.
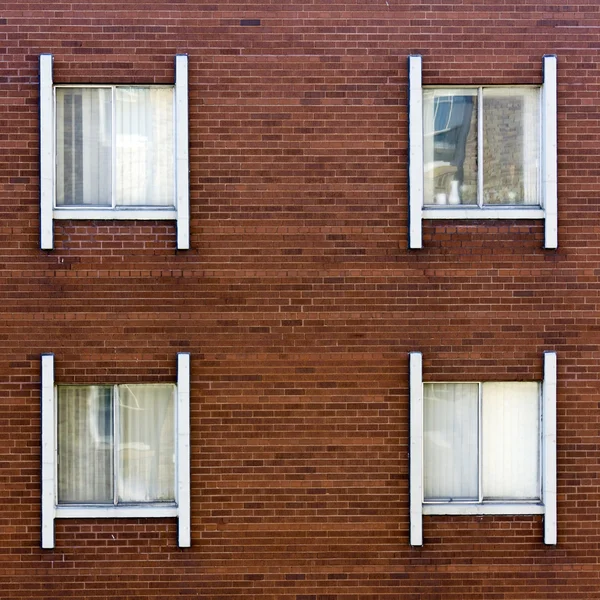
[41,353,191,549]
[423,382,540,502]
[409,352,557,546]
[39,54,189,250]
[408,55,557,249]
[423,88,539,208]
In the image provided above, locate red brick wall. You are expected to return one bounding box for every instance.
[1,1,598,597]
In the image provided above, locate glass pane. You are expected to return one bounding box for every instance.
[424,383,479,501]
[423,90,478,206]
[56,88,112,206]
[57,386,113,503]
[116,88,174,207]
[482,88,540,206]
[482,382,540,500]
[118,384,175,503]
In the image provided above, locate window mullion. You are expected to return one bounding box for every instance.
[113,385,119,506]
[477,88,484,208]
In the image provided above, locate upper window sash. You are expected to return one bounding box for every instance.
[39,54,189,250]
[408,351,557,547]
[408,55,557,250]
[40,352,191,549]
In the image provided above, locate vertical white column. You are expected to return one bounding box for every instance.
[543,351,557,545]
[175,55,190,250]
[542,55,558,249]
[41,354,56,548]
[409,351,423,545]
[40,54,54,250]
[408,55,423,250]
[177,352,191,547]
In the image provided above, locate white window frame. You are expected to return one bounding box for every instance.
[39,54,189,250]
[41,352,191,549]
[408,55,557,249]
[409,351,557,546]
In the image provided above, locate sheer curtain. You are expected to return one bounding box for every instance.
[482,382,540,500]
[423,383,479,501]
[118,384,175,503]
[116,88,174,207]
[57,386,113,503]
[56,87,174,208]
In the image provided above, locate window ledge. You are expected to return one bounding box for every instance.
[422,207,545,220]
[423,502,545,516]
[53,208,178,221]
[56,504,178,519]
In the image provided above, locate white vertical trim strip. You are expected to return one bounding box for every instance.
[175,55,190,250]
[39,54,54,250]
[177,352,191,547]
[409,351,423,546]
[41,354,56,549]
[408,55,423,250]
[543,351,557,545]
[542,55,558,249]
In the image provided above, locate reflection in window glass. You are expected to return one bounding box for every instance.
[424,90,478,207]
[423,87,540,208]
[482,89,539,206]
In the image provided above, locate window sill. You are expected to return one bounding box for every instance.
[53,207,178,221]
[55,504,178,519]
[422,207,545,220]
[423,502,545,516]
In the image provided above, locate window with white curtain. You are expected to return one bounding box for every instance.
[55,86,175,208]
[39,54,190,250]
[57,384,175,505]
[423,381,540,503]
[409,351,557,547]
[41,353,191,549]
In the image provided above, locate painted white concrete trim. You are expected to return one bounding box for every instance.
[413,56,556,248]
[175,55,190,250]
[41,354,55,548]
[39,54,188,248]
[413,351,557,545]
[177,352,191,547]
[423,503,545,516]
[409,352,423,546]
[542,55,558,249]
[56,505,179,519]
[422,208,545,220]
[408,56,423,249]
[39,54,54,250]
[53,208,177,220]
[543,351,557,545]
[41,353,191,549]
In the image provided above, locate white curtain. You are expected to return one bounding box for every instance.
[423,383,479,501]
[57,386,113,503]
[117,384,175,503]
[56,88,112,206]
[56,87,174,208]
[116,88,174,207]
[482,382,540,500]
